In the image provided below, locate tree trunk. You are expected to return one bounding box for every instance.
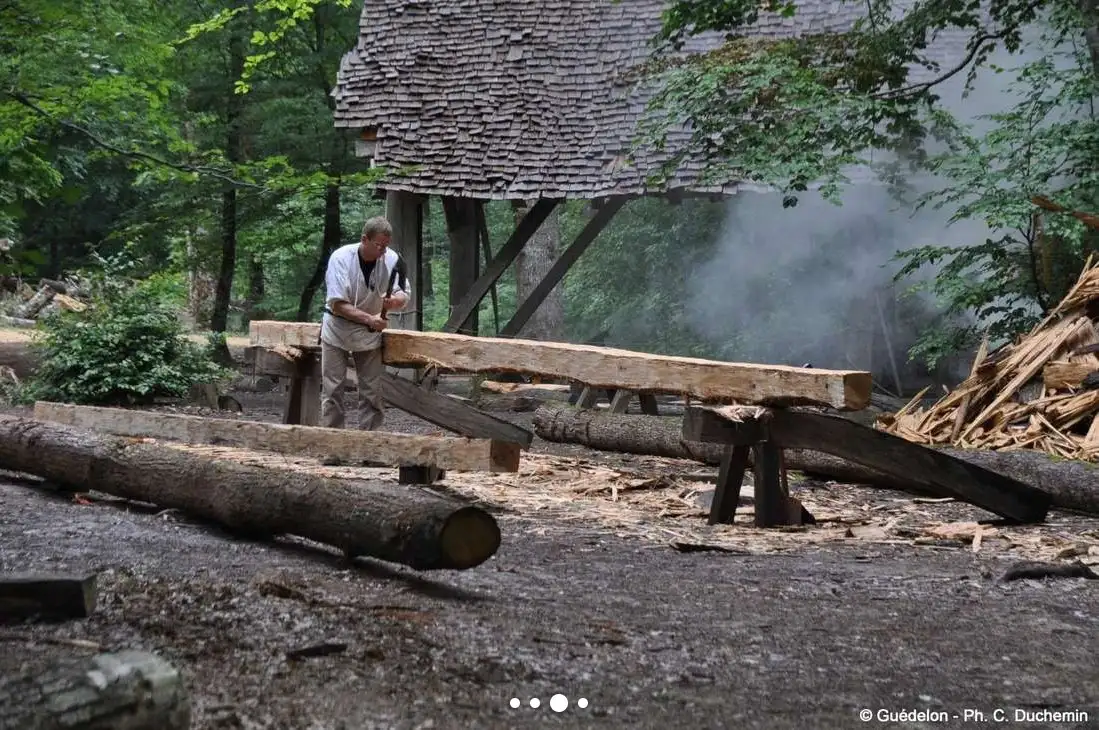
[511,200,564,340]
[0,650,190,730]
[530,404,1099,514]
[246,253,265,321]
[0,416,501,571]
[297,181,341,321]
[209,4,246,336]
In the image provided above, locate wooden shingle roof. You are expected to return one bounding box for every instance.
[331,0,961,200]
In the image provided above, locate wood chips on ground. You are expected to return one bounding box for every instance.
[146,442,1099,565]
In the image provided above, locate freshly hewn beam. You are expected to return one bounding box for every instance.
[246,323,872,410]
[441,198,559,333]
[686,406,1053,523]
[381,331,871,410]
[33,401,521,473]
[499,197,625,338]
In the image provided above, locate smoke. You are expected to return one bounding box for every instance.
[683,27,1064,392]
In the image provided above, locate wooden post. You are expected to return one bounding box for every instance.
[442,199,559,333]
[500,197,626,338]
[442,197,480,336]
[384,190,424,333]
[475,201,501,335]
[709,445,751,525]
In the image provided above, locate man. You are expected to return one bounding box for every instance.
[320,215,410,430]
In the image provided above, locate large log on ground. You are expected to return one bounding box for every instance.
[532,404,1096,515]
[0,416,500,571]
[0,650,190,730]
[248,321,872,410]
[33,402,521,473]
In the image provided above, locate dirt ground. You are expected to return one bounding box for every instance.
[2,331,1099,729]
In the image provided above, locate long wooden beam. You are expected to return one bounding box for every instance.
[683,405,1052,523]
[247,323,872,410]
[499,197,625,338]
[441,198,559,333]
[33,401,521,472]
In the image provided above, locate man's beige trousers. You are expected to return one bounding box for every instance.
[320,341,385,430]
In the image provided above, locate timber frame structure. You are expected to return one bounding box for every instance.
[329,0,975,342]
[328,0,870,340]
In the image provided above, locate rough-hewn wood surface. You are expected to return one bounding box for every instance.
[0,416,501,571]
[248,322,872,410]
[33,401,520,473]
[0,650,191,730]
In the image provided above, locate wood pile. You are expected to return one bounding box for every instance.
[0,276,87,327]
[879,260,1099,460]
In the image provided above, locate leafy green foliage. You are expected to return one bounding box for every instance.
[893,8,1099,364]
[24,263,231,405]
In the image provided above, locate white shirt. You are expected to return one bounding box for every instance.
[320,243,411,352]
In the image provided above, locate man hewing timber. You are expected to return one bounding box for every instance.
[320,215,411,430]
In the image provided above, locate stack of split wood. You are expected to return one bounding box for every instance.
[879,259,1099,460]
[1,277,87,327]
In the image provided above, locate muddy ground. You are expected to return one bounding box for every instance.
[2,337,1099,729]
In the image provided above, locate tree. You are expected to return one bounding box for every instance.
[639,0,1099,365]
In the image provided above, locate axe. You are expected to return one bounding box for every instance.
[380,253,408,321]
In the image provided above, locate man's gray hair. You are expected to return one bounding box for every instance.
[362,216,393,240]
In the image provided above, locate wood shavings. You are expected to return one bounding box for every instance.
[880,261,1099,460]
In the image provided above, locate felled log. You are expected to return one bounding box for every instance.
[0,416,501,571]
[533,403,725,463]
[0,315,35,328]
[0,650,190,730]
[532,404,1094,516]
[15,284,56,319]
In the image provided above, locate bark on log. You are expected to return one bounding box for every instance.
[0,315,35,328]
[15,285,56,320]
[0,416,500,570]
[530,404,1099,515]
[0,650,190,730]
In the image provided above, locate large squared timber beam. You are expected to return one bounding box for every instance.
[683,405,1052,523]
[499,196,626,338]
[33,401,521,472]
[441,198,560,333]
[247,322,872,410]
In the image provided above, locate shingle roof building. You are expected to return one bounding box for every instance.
[330,0,883,200]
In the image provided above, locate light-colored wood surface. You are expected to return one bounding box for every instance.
[33,401,520,472]
[247,321,872,410]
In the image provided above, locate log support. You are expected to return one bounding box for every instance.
[399,465,446,484]
[0,573,97,622]
[684,405,1053,524]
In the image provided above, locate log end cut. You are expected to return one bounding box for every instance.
[488,441,522,472]
[840,372,873,411]
[437,506,502,570]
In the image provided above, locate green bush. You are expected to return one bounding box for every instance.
[25,281,231,405]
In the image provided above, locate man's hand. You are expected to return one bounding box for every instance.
[364,313,388,331]
[382,293,407,311]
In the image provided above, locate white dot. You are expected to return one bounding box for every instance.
[550,694,568,712]
[530,698,540,708]
[578,698,589,709]
[509,698,519,709]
